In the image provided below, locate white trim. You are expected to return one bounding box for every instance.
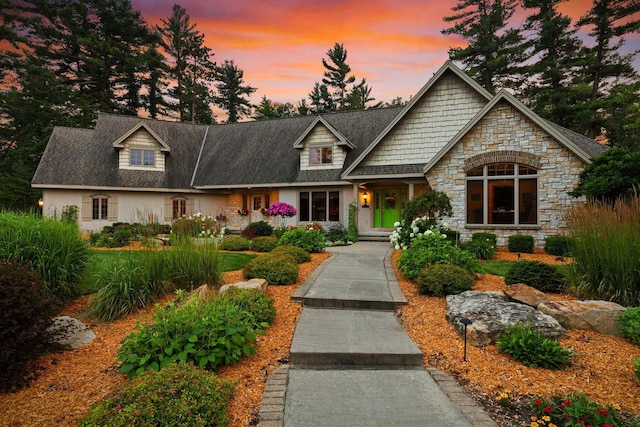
[194,181,351,190]
[112,122,171,152]
[293,116,354,149]
[32,184,205,193]
[343,173,425,180]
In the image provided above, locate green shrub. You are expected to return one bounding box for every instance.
[0,212,89,300]
[531,393,633,427]
[243,254,299,285]
[505,260,568,293]
[117,292,266,377]
[241,221,274,239]
[634,358,640,385]
[507,234,535,253]
[397,230,477,280]
[218,287,276,325]
[325,223,348,243]
[278,228,325,253]
[497,324,572,370]
[346,202,358,243]
[416,264,474,297]
[544,236,574,256]
[462,238,496,260]
[0,259,57,391]
[250,236,278,252]
[80,362,234,427]
[163,238,221,291]
[472,232,497,246]
[112,226,132,247]
[618,307,640,346]
[271,245,311,264]
[219,236,251,251]
[441,229,460,243]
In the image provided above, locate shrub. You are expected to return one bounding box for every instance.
[117,292,266,377]
[507,234,535,253]
[618,307,640,346]
[441,229,460,243]
[531,393,632,427]
[250,236,278,252]
[389,215,442,250]
[497,324,572,370]
[278,228,325,253]
[634,358,640,385]
[0,212,89,300]
[219,236,251,251]
[0,259,57,391]
[304,221,324,233]
[218,287,276,325]
[241,221,273,239]
[271,245,311,264]
[171,213,219,238]
[472,232,497,246]
[112,226,132,247]
[346,202,358,243]
[416,264,474,297]
[242,254,299,285]
[80,362,234,427]
[505,260,568,294]
[401,190,452,223]
[325,223,348,243]
[462,238,496,260]
[397,230,476,280]
[544,236,574,256]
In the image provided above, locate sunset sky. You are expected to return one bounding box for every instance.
[130,0,640,108]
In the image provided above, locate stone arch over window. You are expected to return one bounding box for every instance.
[463,150,542,173]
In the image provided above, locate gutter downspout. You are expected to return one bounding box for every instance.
[190,126,209,188]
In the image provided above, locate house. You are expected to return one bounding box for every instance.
[32,61,606,246]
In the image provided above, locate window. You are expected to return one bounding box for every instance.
[130,148,155,166]
[309,147,333,165]
[466,163,538,225]
[299,190,340,222]
[92,197,108,220]
[173,199,186,219]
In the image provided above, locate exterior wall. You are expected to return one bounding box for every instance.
[425,102,586,247]
[361,73,486,167]
[299,125,347,170]
[117,129,166,171]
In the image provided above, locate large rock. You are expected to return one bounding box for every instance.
[504,283,551,308]
[47,316,96,350]
[537,300,626,336]
[446,291,566,347]
[219,278,268,294]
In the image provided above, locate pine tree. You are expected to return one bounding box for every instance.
[308,82,335,113]
[322,42,357,108]
[213,60,256,123]
[254,96,296,120]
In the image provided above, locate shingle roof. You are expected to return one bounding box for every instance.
[545,121,608,158]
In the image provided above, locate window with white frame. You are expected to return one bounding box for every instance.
[466,163,538,225]
[299,190,339,222]
[172,198,187,219]
[92,197,108,220]
[130,148,155,166]
[309,147,333,165]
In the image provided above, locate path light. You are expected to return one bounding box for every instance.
[460,318,472,362]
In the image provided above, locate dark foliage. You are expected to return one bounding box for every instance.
[508,234,535,253]
[505,260,568,293]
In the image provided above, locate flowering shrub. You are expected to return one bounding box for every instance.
[268,201,297,217]
[305,222,324,232]
[237,208,248,216]
[389,215,450,250]
[171,213,219,238]
[530,393,631,427]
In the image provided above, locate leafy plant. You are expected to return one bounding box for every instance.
[462,238,496,260]
[504,260,567,293]
[163,237,221,291]
[397,230,476,280]
[472,232,497,246]
[0,259,57,391]
[416,263,474,297]
[60,205,78,225]
[497,324,572,370]
[634,358,640,385]
[507,234,535,253]
[618,307,640,346]
[401,190,452,223]
[80,362,234,427]
[171,213,219,238]
[544,236,574,256]
[271,245,311,264]
[219,236,251,251]
[250,236,278,252]
[218,287,276,325]
[346,202,358,243]
[531,393,633,427]
[325,223,348,243]
[278,227,325,253]
[117,292,266,377]
[241,221,273,239]
[242,254,299,285]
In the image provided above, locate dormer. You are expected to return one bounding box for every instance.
[112,122,170,171]
[294,116,353,171]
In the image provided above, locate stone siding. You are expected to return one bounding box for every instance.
[426,102,586,247]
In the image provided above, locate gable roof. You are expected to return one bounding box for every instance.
[112,121,171,152]
[293,116,354,149]
[341,61,493,178]
[423,90,607,173]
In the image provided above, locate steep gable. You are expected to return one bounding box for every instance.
[295,117,353,171]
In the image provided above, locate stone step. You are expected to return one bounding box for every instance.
[294,296,398,311]
[289,308,423,367]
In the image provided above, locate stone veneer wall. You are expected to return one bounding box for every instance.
[426,102,587,247]
[223,191,281,231]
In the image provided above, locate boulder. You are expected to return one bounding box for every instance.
[47,316,96,350]
[446,291,566,347]
[219,278,268,294]
[537,300,626,336]
[504,283,551,308]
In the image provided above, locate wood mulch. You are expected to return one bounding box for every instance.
[0,251,330,427]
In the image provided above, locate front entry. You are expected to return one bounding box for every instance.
[373,189,407,228]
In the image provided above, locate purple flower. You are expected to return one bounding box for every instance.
[268,202,297,217]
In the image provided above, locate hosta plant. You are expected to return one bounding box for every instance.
[497,324,572,370]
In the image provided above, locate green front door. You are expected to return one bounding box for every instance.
[373,189,406,228]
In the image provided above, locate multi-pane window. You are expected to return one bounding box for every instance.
[299,191,340,222]
[92,197,108,220]
[130,148,155,166]
[309,147,333,165]
[172,199,186,219]
[466,163,538,225]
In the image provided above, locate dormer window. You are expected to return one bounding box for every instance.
[310,147,332,165]
[130,148,155,167]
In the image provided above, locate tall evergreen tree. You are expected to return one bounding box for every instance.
[322,42,356,108]
[308,82,335,113]
[213,60,256,123]
[254,96,296,120]
[343,78,378,110]
[442,0,526,94]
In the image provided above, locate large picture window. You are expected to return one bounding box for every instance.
[299,190,340,222]
[466,163,538,225]
[309,147,332,165]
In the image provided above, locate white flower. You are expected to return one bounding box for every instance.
[402,244,408,250]
[412,226,419,233]
[394,221,400,227]
[442,222,449,229]
[395,244,400,250]
[425,230,433,235]
[410,233,414,238]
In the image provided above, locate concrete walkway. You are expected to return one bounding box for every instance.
[259,242,497,427]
